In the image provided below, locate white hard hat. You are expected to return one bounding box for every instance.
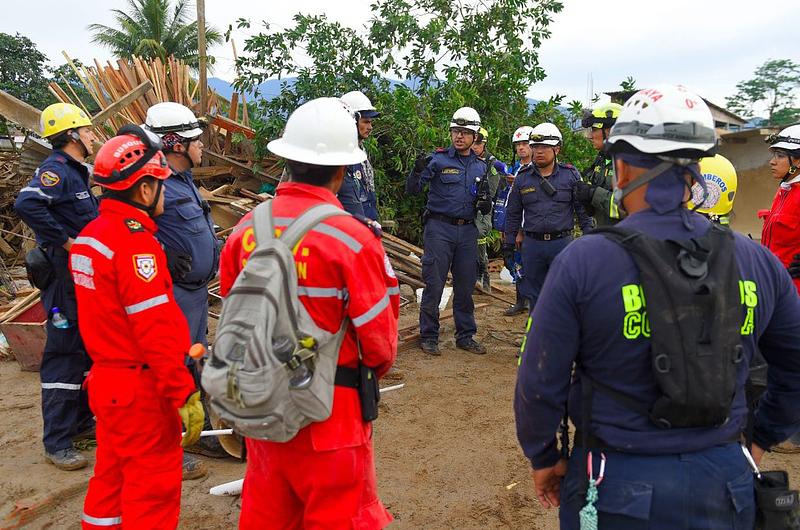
[340,91,380,119]
[450,107,481,133]
[267,98,367,166]
[512,126,533,144]
[145,102,204,138]
[768,124,800,154]
[605,85,717,159]
[529,123,562,146]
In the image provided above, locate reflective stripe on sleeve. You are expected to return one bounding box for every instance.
[20,186,53,202]
[352,292,390,328]
[124,294,169,315]
[297,286,349,300]
[387,286,400,296]
[81,513,122,526]
[74,237,115,259]
[41,382,81,391]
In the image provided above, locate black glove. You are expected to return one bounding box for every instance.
[574,181,596,205]
[476,199,492,216]
[165,247,193,283]
[789,254,800,279]
[414,154,428,173]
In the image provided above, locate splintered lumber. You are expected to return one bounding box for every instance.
[0,289,40,324]
[0,90,41,132]
[208,114,256,139]
[91,80,154,127]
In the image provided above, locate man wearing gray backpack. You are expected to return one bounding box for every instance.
[216,97,399,529]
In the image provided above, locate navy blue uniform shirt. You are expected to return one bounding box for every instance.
[406,146,487,220]
[504,162,592,244]
[15,150,98,247]
[155,168,219,285]
[515,208,800,468]
[338,168,367,217]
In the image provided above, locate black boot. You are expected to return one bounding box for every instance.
[504,283,528,316]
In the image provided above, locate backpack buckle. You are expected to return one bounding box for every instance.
[227,362,246,408]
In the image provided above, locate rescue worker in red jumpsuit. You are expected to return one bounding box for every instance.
[760,124,800,294]
[219,97,399,529]
[70,126,204,529]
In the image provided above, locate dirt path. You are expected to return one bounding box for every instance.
[1,296,798,529]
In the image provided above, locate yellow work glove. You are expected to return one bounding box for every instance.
[178,391,205,448]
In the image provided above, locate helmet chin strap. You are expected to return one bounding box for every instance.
[103,179,164,217]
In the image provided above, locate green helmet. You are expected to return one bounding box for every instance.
[581,103,623,129]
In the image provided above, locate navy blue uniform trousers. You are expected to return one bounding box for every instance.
[521,235,571,309]
[420,219,478,342]
[40,254,93,453]
[560,444,755,529]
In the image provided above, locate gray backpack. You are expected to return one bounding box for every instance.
[202,201,350,442]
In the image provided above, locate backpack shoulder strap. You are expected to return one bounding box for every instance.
[590,226,640,249]
[280,204,351,249]
[252,201,276,249]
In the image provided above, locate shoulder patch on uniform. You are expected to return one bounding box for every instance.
[436,147,447,153]
[132,254,157,282]
[562,163,575,170]
[354,214,382,238]
[441,168,461,174]
[384,254,396,279]
[125,218,144,233]
[39,171,60,187]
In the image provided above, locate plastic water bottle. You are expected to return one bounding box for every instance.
[272,337,313,390]
[51,307,70,329]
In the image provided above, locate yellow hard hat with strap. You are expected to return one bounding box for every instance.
[688,154,738,218]
[40,103,92,138]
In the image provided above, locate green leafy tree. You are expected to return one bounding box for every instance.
[88,0,222,69]
[0,33,52,110]
[235,0,593,243]
[0,32,54,135]
[726,59,800,125]
[620,76,637,91]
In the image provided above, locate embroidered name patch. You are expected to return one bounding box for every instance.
[441,168,461,174]
[520,187,536,194]
[133,254,157,282]
[75,191,90,200]
[40,171,60,187]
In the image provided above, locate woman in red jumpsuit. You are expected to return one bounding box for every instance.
[760,125,800,294]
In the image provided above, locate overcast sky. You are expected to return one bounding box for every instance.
[3,0,798,114]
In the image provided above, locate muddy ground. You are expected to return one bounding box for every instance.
[1,293,799,529]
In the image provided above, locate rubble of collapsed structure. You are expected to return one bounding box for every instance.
[0,53,514,371]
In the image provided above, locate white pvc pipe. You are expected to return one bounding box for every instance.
[380,383,405,393]
[182,428,234,438]
[209,478,244,496]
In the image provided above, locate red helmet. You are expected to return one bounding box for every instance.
[94,125,171,191]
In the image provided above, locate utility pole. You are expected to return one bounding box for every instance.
[196,0,209,149]
[197,0,208,116]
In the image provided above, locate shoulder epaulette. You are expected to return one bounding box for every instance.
[435,147,447,153]
[353,214,382,238]
[124,218,145,233]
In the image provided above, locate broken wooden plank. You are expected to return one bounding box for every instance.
[192,166,235,180]
[207,114,255,139]
[204,150,280,184]
[0,90,41,132]
[91,81,154,127]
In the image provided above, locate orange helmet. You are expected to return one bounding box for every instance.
[93,125,171,191]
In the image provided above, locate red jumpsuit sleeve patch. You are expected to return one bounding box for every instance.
[132,253,157,282]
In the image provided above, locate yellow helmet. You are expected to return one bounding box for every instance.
[581,103,623,129]
[688,154,738,217]
[477,127,489,143]
[40,103,92,138]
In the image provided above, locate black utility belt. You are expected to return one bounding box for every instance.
[525,230,572,241]
[572,429,740,450]
[334,365,380,422]
[426,212,475,226]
